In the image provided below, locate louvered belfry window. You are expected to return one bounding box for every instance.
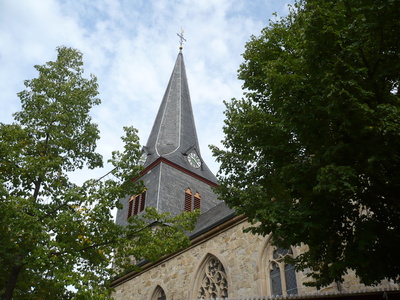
[185,188,201,212]
[185,188,193,211]
[194,192,201,210]
[127,191,147,219]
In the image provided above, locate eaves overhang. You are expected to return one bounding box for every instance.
[133,156,219,188]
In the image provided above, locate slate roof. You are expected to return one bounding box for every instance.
[189,201,236,239]
[142,51,218,184]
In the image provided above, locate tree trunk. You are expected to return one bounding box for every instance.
[2,263,23,300]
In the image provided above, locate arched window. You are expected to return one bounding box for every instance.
[268,247,298,296]
[151,285,166,300]
[184,188,201,212]
[196,255,228,299]
[127,190,146,219]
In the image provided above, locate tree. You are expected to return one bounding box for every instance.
[0,47,197,299]
[212,0,400,288]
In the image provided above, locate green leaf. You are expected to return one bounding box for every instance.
[212,0,400,288]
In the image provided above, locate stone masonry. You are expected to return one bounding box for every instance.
[111,218,393,299]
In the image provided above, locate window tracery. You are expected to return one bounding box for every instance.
[197,256,228,299]
[268,247,298,296]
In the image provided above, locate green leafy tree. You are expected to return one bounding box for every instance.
[212,0,400,288]
[0,47,197,300]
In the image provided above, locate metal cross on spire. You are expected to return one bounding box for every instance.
[177,29,186,51]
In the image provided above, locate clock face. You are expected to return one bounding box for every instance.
[188,152,201,168]
[138,152,147,165]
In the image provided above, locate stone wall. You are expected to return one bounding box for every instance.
[111,218,393,300]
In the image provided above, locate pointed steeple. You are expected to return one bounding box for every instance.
[141,52,217,184]
[116,49,221,225]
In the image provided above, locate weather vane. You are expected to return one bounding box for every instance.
[177,29,186,50]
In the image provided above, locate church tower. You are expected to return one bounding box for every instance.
[116,46,220,226]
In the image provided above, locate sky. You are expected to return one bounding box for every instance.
[0,0,294,184]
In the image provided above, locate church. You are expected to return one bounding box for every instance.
[110,44,400,299]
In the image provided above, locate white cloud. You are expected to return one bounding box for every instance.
[0,0,294,183]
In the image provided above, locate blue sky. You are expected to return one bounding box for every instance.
[0,0,293,184]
